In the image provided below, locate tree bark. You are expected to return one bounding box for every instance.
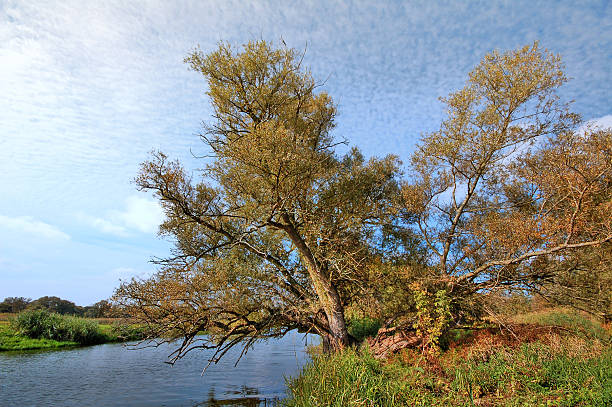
[299,251,350,352]
[279,214,350,352]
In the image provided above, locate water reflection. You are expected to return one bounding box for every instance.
[0,331,317,407]
[198,386,278,407]
[199,396,277,406]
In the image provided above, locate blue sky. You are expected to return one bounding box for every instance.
[1,0,611,305]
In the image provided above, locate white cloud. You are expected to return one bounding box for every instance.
[586,115,612,130]
[107,266,136,280]
[88,217,129,237]
[576,115,612,136]
[114,196,164,234]
[0,215,70,241]
[82,195,163,237]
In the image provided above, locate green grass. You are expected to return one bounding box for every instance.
[102,322,147,341]
[0,311,145,352]
[12,309,107,345]
[0,324,78,351]
[286,347,412,407]
[286,310,611,406]
[287,343,611,406]
[512,308,610,343]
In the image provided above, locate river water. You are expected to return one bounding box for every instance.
[0,331,317,407]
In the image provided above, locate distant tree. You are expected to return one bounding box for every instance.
[0,297,31,313]
[83,300,113,318]
[402,43,611,322]
[113,40,401,362]
[28,296,82,315]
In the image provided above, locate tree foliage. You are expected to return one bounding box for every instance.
[113,40,401,363]
[0,297,31,313]
[402,43,611,319]
[27,296,82,315]
[113,41,611,364]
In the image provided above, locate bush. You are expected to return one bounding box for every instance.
[348,316,381,342]
[110,321,147,341]
[12,309,107,345]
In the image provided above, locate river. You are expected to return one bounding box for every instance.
[0,331,317,406]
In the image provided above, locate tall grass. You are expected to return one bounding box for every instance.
[287,343,611,406]
[12,309,107,345]
[286,311,612,406]
[286,347,413,407]
[512,308,610,343]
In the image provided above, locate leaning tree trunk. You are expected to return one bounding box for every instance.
[319,280,350,353]
[303,260,350,353]
[281,217,350,352]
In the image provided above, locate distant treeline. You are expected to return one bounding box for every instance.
[0,296,113,318]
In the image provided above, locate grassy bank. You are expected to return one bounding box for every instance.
[0,323,78,351]
[286,311,611,406]
[0,311,144,352]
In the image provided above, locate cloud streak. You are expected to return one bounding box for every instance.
[81,195,163,237]
[0,215,70,241]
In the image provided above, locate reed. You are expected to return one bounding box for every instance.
[12,309,107,345]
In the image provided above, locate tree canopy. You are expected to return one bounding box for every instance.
[113,40,402,363]
[113,41,611,364]
[27,296,82,315]
[401,44,611,319]
[0,297,31,313]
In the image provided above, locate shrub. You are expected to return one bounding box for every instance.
[411,283,451,355]
[348,316,381,342]
[12,309,106,345]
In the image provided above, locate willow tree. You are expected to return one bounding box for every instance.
[521,128,612,322]
[402,43,611,315]
[113,40,400,362]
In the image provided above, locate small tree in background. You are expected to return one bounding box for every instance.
[0,297,31,313]
[83,300,113,318]
[27,296,83,315]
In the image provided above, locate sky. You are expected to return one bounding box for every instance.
[1,0,611,305]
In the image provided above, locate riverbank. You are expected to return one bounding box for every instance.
[0,323,79,351]
[0,313,143,351]
[286,310,611,406]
